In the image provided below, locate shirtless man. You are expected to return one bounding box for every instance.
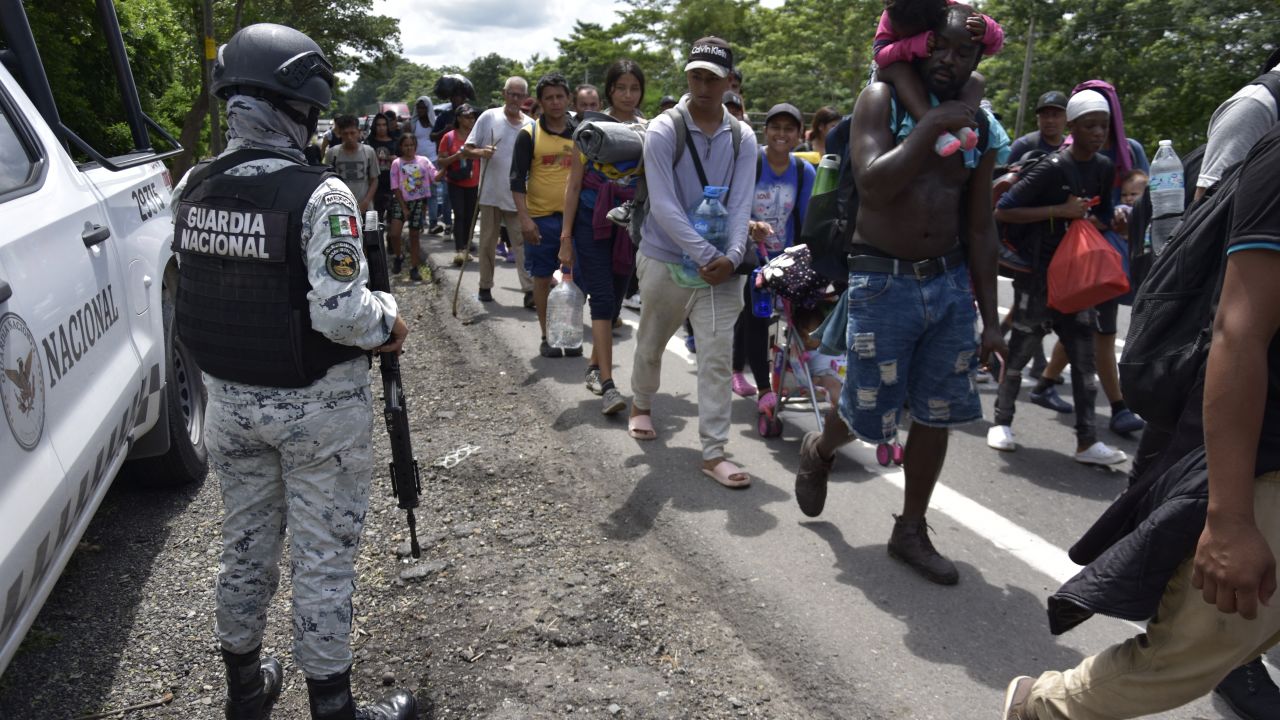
[793,5,1007,585]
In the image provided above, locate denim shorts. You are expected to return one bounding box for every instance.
[523,214,563,278]
[837,261,982,443]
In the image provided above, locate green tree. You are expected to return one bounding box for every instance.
[530,21,670,115]
[374,60,441,111]
[981,0,1280,151]
[738,0,880,116]
[466,53,528,108]
[610,0,759,108]
[22,0,190,158]
[165,0,402,174]
[342,56,405,114]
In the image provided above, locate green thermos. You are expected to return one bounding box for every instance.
[811,154,840,196]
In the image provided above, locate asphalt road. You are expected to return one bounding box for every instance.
[429,234,1272,720]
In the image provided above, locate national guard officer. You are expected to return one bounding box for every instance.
[171,23,416,720]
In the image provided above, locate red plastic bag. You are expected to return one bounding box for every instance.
[1047,219,1130,314]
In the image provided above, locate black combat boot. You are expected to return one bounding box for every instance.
[307,668,417,720]
[1214,657,1280,720]
[222,646,284,720]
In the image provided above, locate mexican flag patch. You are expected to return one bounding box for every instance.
[328,214,359,238]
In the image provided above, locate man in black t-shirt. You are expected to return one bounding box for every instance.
[1007,90,1068,162]
[1001,121,1280,720]
[990,89,1126,466]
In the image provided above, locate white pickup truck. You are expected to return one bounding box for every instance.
[0,0,206,674]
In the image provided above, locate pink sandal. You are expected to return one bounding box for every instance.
[702,459,750,489]
[627,413,656,441]
[732,372,756,397]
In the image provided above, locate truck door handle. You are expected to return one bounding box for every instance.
[0,279,10,304]
[82,223,111,247]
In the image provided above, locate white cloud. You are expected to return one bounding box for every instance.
[374,0,628,68]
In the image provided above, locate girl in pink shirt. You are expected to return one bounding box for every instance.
[873,0,1004,156]
[388,133,438,281]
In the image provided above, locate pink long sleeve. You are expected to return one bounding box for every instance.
[978,13,1004,55]
[874,32,933,66]
[874,10,895,44]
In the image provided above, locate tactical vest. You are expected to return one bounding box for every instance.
[173,148,366,387]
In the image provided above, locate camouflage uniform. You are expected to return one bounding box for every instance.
[174,98,396,678]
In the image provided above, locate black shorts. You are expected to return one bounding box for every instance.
[1095,298,1119,335]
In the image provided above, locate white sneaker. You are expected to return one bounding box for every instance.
[1074,442,1128,466]
[622,293,642,310]
[987,425,1016,451]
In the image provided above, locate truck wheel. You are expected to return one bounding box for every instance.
[125,290,208,488]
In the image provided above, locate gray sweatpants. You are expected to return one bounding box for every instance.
[206,358,373,678]
[631,253,745,461]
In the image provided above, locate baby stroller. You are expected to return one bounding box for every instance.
[756,246,903,466]
[754,245,837,438]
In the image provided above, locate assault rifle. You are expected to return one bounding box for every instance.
[362,210,422,558]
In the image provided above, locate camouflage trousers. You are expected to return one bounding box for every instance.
[205,359,373,678]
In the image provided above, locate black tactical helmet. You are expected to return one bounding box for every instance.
[213,23,334,109]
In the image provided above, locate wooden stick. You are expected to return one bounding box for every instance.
[73,692,174,720]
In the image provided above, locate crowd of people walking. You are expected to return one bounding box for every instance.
[199,2,1280,716]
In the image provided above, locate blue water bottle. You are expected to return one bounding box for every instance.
[750,267,773,318]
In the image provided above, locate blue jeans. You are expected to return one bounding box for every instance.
[570,204,627,321]
[523,214,563,278]
[427,181,451,227]
[838,262,982,443]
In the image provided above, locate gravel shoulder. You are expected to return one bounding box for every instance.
[0,254,830,720]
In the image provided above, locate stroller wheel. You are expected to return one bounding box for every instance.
[758,413,784,438]
[892,443,905,466]
[876,443,892,467]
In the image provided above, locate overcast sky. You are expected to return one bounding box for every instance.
[374,0,629,68]
[374,0,785,68]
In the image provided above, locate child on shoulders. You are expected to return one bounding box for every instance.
[872,0,1004,156]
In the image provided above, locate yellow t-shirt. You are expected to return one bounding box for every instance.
[522,121,575,217]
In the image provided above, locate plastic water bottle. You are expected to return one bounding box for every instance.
[811,154,840,196]
[679,186,730,283]
[546,272,584,350]
[750,267,773,318]
[1149,139,1185,255]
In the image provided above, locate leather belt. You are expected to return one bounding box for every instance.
[846,247,966,279]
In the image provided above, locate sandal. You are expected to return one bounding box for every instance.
[627,412,656,440]
[702,458,751,489]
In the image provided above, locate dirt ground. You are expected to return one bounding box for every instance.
[0,256,826,720]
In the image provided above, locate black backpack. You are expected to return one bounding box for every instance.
[1123,70,1280,312]
[1118,159,1245,432]
[626,107,746,246]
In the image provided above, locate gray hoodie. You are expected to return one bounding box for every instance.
[639,100,756,267]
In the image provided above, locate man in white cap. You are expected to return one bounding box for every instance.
[990,88,1128,466]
